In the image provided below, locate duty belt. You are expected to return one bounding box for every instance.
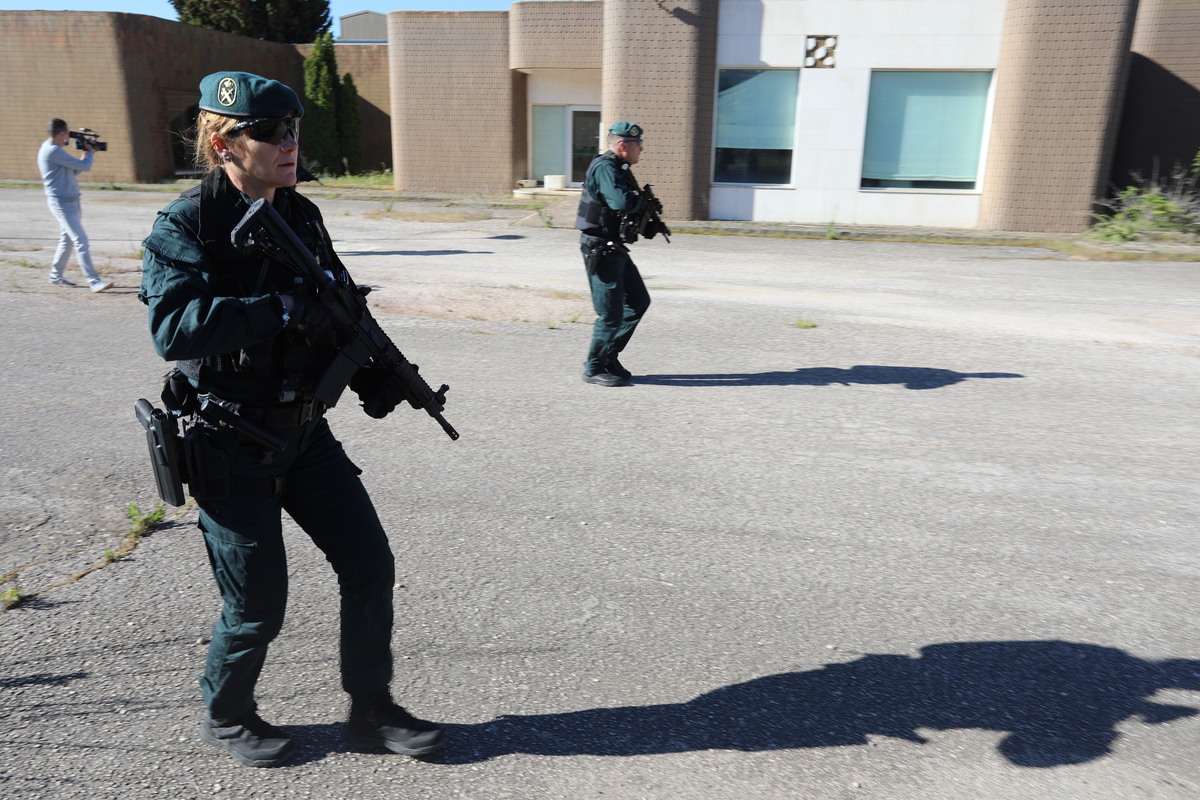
[235,397,327,428]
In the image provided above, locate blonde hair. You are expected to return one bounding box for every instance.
[190,110,243,170]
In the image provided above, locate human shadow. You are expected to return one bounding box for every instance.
[0,671,89,689]
[431,641,1199,767]
[635,365,1023,390]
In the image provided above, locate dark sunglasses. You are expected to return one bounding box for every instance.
[230,117,299,145]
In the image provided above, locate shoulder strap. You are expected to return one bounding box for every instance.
[179,183,202,208]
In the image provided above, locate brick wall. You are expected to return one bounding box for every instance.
[114,14,303,181]
[0,11,303,184]
[979,0,1139,232]
[510,0,603,70]
[601,0,719,221]
[388,12,522,193]
[296,43,393,172]
[1,12,137,183]
[1109,0,1200,188]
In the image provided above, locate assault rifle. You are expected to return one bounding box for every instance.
[620,183,671,245]
[231,198,459,441]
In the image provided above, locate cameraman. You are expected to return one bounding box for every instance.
[38,119,112,292]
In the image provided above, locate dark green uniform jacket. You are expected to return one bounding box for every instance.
[575,151,643,240]
[139,168,343,405]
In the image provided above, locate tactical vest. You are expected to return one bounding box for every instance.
[156,169,349,402]
[575,152,635,239]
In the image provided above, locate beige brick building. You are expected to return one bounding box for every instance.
[385,0,1199,232]
[0,11,390,184]
[2,2,1197,233]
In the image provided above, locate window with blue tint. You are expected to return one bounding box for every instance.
[861,71,992,190]
[714,69,799,185]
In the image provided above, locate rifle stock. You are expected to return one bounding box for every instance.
[231,199,459,441]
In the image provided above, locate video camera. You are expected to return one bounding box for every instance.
[69,128,107,152]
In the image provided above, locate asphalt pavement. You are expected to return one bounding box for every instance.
[1,185,1198,800]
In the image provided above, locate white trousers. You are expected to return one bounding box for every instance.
[47,196,102,285]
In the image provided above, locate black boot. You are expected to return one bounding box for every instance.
[346,692,445,756]
[606,356,632,380]
[199,713,294,767]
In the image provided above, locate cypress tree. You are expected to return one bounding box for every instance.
[302,32,341,175]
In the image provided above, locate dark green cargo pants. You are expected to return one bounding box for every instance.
[194,416,395,722]
[581,241,651,374]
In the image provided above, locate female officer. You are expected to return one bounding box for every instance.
[139,72,443,768]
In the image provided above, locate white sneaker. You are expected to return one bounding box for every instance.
[49,277,77,287]
[90,281,114,293]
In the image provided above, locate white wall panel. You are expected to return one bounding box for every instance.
[526,69,602,105]
[713,0,1007,226]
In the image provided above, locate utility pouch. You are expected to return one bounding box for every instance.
[134,398,187,507]
[185,425,231,504]
[161,367,197,416]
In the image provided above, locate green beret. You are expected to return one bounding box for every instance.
[198,72,304,119]
[609,121,643,139]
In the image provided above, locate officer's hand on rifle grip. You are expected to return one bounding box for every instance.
[282,293,343,349]
[350,366,407,419]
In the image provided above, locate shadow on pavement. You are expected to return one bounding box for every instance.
[0,671,90,689]
[635,365,1024,389]
[420,641,1199,767]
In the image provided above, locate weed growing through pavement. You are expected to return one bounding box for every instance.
[2,578,23,610]
[128,502,166,538]
[790,319,818,329]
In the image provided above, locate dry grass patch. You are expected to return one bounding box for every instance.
[368,283,590,323]
[363,209,493,223]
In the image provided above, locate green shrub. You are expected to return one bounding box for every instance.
[1091,161,1200,243]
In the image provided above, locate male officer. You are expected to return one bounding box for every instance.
[575,122,653,387]
[38,119,112,292]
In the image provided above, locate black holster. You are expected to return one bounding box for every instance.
[583,239,628,275]
[135,369,225,507]
[583,242,605,275]
[134,398,188,507]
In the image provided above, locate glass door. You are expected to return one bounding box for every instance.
[569,107,601,186]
